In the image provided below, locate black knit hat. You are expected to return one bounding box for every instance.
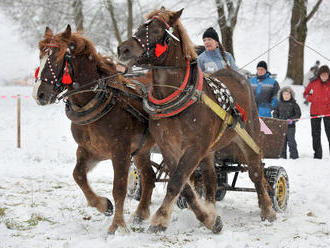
[257,60,268,71]
[202,27,220,43]
[318,65,330,76]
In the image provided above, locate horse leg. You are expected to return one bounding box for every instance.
[247,154,276,222]
[149,146,222,233]
[132,152,155,223]
[73,147,113,215]
[108,149,131,234]
[199,152,217,204]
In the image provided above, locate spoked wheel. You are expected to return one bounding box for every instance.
[127,162,142,201]
[216,172,228,201]
[264,166,289,212]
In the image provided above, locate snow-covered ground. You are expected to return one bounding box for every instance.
[1,84,330,248]
[1,2,330,247]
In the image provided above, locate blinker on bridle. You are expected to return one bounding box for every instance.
[34,43,74,90]
[132,16,180,61]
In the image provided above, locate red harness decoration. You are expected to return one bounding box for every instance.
[152,66,204,118]
[148,60,191,105]
[34,67,40,79]
[155,43,168,57]
[235,103,247,123]
[62,61,72,84]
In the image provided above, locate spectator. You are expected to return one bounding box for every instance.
[303,66,318,105]
[197,27,238,73]
[249,61,280,117]
[303,65,330,159]
[273,87,301,159]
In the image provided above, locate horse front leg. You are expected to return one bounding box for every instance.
[73,147,113,216]
[247,154,276,222]
[132,152,155,223]
[149,146,222,233]
[108,149,131,234]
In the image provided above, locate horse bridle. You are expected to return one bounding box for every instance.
[35,45,75,94]
[132,16,180,64]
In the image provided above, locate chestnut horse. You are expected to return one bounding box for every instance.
[33,25,156,234]
[118,7,276,233]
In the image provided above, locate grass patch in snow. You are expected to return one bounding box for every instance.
[0,207,7,217]
[25,213,55,226]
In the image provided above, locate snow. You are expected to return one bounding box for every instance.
[1,3,330,248]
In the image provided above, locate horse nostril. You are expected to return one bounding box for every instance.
[38,93,44,100]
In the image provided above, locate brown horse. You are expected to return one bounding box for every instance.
[32,25,156,234]
[118,7,276,233]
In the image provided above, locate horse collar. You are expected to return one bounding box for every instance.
[143,60,203,118]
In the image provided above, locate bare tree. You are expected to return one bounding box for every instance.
[215,0,242,57]
[73,0,84,32]
[286,0,323,85]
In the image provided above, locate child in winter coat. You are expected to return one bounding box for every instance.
[273,86,301,159]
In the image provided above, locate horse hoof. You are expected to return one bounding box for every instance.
[104,198,114,216]
[212,216,223,234]
[132,216,144,225]
[148,224,167,233]
[107,230,116,235]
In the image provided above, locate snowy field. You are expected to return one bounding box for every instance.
[1,85,330,248]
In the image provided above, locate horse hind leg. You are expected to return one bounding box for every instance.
[73,147,113,216]
[247,153,276,222]
[199,152,217,204]
[131,152,155,224]
[149,146,222,233]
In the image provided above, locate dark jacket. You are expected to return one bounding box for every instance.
[303,77,330,116]
[249,72,280,117]
[273,87,301,127]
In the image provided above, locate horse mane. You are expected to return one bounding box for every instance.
[146,9,197,60]
[39,31,117,75]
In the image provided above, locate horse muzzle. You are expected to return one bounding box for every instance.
[117,39,143,67]
[32,79,57,105]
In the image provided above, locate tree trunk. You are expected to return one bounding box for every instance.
[73,0,84,32]
[215,0,242,58]
[127,0,133,39]
[286,0,323,85]
[105,0,122,44]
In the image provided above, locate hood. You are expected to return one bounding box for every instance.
[278,86,296,102]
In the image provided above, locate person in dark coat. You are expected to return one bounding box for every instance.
[249,61,280,117]
[273,86,301,159]
[303,65,330,159]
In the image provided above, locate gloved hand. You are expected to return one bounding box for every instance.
[287,119,293,125]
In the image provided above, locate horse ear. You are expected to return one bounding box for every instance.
[160,6,166,11]
[62,24,72,40]
[169,8,183,26]
[44,27,53,37]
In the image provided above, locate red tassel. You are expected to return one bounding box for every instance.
[155,43,168,57]
[62,62,72,84]
[34,67,40,79]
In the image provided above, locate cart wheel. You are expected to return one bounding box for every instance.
[216,172,228,201]
[264,166,289,212]
[176,195,188,209]
[127,163,142,201]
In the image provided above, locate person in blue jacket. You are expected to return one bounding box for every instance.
[249,61,280,117]
[197,27,238,73]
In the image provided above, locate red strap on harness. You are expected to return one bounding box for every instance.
[154,67,204,118]
[148,60,190,105]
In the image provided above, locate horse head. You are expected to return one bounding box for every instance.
[33,25,75,105]
[33,25,117,106]
[118,7,196,67]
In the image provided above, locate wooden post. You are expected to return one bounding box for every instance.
[17,94,21,148]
